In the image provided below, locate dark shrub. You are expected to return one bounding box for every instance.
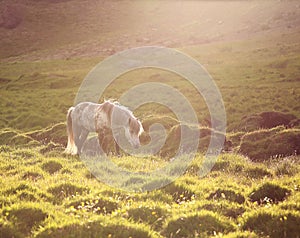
[41,160,63,174]
[239,127,300,161]
[163,182,195,204]
[0,221,23,238]
[208,189,245,204]
[238,111,296,131]
[243,210,300,238]
[201,203,245,219]
[249,182,290,205]
[3,205,47,234]
[259,111,296,129]
[160,124,225,158]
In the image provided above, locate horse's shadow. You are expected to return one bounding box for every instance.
[81,136,121,157]
[81,136,103,157]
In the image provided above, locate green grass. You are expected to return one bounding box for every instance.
[242,209,300,238]
[1,3,300,236]
[163,211,235,237]
[2,203,48,235]
[1,31,300,132]
[0,147,299,237]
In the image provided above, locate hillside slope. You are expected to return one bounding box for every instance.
[1,0,300,60]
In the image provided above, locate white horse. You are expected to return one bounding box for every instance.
[64,100,143,155]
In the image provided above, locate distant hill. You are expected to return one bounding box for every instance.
[1,0,300,60]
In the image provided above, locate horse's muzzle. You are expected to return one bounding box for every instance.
[133,143,140,149]
[132,140,141,149]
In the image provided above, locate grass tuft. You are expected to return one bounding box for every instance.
[208,189,245,204]
[66,197,118,215]
[22,171,44,181]
[200,202,245,219]
[41,160,63,174]
[249,182,290,205]
[2,204,47,235]
[239,127,300,161]
[242,210,300,238]
[163,182,195,204]
[127,204,168,230]
[48,183,89,203]
[274,157,299,177]
[245,165,273,179]
[163,211,235,237]
[35,220,153,238]
[0,219,23,238]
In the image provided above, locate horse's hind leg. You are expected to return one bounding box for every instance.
[72,124,82,155]
[77,129,89,154]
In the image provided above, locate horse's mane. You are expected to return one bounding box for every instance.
[104,99,143,135]
[104,99,137,119]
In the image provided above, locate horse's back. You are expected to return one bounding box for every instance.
[75,101,99,109]
[72,102,100,132]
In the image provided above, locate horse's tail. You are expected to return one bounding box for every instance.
[64,107,76,154]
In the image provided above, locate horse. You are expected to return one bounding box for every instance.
[64,100,144,155]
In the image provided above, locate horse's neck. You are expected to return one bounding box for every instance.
[111,105,131,129]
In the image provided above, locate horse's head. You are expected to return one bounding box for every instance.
[110,101,144,149]
[125,116,144,149]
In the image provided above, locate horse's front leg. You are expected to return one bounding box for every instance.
[114,133,120,157]
[97,128,107,155]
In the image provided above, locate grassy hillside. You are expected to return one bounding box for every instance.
[1,0,300,60]
[1,32,299,131]
[1,0,300,131]
[1,0,300,237]
[0,147,299,237]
